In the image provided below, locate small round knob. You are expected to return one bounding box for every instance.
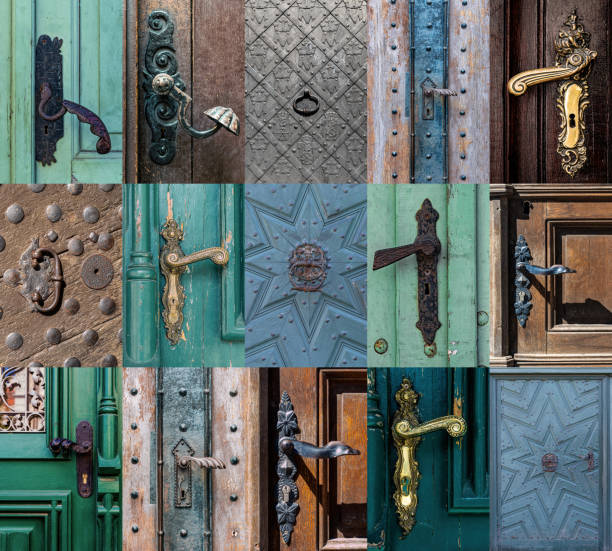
[152,73,175,95]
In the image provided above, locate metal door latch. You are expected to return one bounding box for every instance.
[35,35,111,166]
[373,198,441,348]
[49,420,94,498]
[276,391,359,545]
[392,378,466,534]
[514,234,575,327]
[160,218,229,345]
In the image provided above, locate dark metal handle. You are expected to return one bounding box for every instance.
[279,437,360,459]
[292,89,320,117]
[517,262,576,276]
[422,87,457,96]
[38,82,111,154]
[49,437,93,455]
[30,247,64,314]
[178,456,226,469]
[49,421,93,498]
[373,237,439,270]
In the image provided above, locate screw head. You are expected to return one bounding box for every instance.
[179,423,188,432]
[230,456,239,465]
[179,388,187,396]
[130,388,138,396]
[229,389,238,397]
[131,491,139,499]
[374,338,388,355]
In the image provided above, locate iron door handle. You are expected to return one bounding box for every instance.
[292,89,320,117]
[160,218,230,345]
[392,378,466,534]
[279,437,360,459]
[30,246,64,314]
[177,456,226,469]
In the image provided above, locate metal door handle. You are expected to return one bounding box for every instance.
[279,437,360,459]
[178,456,226,469]
[392,378,466,534]
[372,199,441,349]
[49,421,94,498]
[292,89,320,117]
[30,246,64,314]
[160,218,229,345]
[514,235,575,327]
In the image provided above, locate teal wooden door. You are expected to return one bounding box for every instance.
[123,184,244,367]
[368,368,488,550]
[0,0,122,184]
[368,184,489,367]
[0,367,121,550]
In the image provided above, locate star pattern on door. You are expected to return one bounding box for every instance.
[245,184,366,367]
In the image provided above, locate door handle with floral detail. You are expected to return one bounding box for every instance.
[392,378,466,534]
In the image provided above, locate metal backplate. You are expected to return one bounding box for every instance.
[76,420,94,498]
[35,35,64,166]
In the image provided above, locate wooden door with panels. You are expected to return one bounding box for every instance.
[0,367,122,551]
[0,184,122,368]
[491,3,612,182]
[124,0,244,183]
[0,0,122,184]
[490,185,612,367]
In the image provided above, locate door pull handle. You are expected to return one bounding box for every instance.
[372,199,441,349]
[514,235,575,327]
[160,218,229,345]
[29,246,64,314]
[506,10,596,176]
[392,378,466,534]
[49,421,94,498]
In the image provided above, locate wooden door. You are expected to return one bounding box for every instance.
[0,184,122,368]
[491,3,612,182]
[368,368,489,550]
[245,0,367,183]
[0,0,122,184]
[124,0,244,183]
[368,184,489,367]
[123,184,243,367]
[244,183,367,367]
[0,367,122,551]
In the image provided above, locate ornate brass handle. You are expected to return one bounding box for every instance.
[30,246,64,314]
[178,456,226,469]
[160,218,230,345]
[392,378,466,534]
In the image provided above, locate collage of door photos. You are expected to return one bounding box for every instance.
[1,1,611,551]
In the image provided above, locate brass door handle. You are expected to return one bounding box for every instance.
[160,218,229,345]
[392,378,466,534]
[30,246,64,314]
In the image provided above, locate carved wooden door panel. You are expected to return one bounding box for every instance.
[244,183,367,367]
[491,3,612,182]
[0,367,122,551]
[0,0,122,184]
[368,368,489,550]
[0,184,122,368]
[245,0,367,183]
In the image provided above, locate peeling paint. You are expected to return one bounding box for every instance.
[166,191,173,221]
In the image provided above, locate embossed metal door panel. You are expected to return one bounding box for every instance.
[0,367,121,550]
[245,0,367,183]
[368,368,489,550]
[0,0,122,184]
[368,184,489,367]
[490,371,609,550]
[244,183,367,367]
[0,184,122,368]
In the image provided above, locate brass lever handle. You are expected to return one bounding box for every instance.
[30,247,64,314]
[160,218,230,345]
[392,378,466,534]
[178,456,226,469]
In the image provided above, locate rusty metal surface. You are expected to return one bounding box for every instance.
[0,184,122,367]
[81,254,114,290]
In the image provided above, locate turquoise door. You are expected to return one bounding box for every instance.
[369,368,488,550]
[0,367,121,550]
[123,184,244,367]
[0,0,122,183]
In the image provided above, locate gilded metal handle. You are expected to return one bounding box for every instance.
[160,218,230,345]
[392,378,466,534]
[152,73,240,139]
[279,437,360,459]
[30,247,64,314]
[38,82,111,154]
[178,456,226,469]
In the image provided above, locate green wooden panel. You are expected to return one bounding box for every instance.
[367,184,489,367]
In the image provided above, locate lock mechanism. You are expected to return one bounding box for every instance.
[392,378,466,534]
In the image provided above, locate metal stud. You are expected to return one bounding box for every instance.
[83,206,100,223]
[46,203,62,222]
[83,329,99,346]
[230,456,239,465]
[461,23,467,28]
[230,495,238,502]
[89,232,99,242]
[97,233,114,251]
[0,235,4,252]
[64,297,80,314]
[45,327,62,345]
[68,238,84,256]
[101,354,118,367]
[131,424,138,430]
[179,423,187,432]
[6,332,23,350]
[67,183,83,195]
[3,269,20,285]
[130,491,139,498]
[230,424,238,432]
[229,389,238,397]
[99,297,116,315]
[28,361,43,367]
[6,204,24,223]
[46,230,58,242]
[131,457,139,464]
[64,357,81,367]
[180,530,188,538]
[130,388,138,395]
[28,184,46,192]
[132,525,139,533]
[99,184,115,192]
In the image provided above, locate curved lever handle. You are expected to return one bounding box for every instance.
[178,456,226,469]
[292,89,320,117]
[422,87,457,97]
[165,247,229,269]
[49,437,93,455]
[152,73,240,138]
[507,57,595,96]
[30,247,64,314]
[38,82,111,154]
[279,437,360,459]
[373,238,439,271]
[518,262,576,276]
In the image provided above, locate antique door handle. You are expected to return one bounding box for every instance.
[372,199,441,349]
[160,218,229,345]
[177,456,226,469]
[514,235,575,327]
[292,89,320,117]
[48,421,94,498]
[506,10,596,176]
[392,378,466,534]
[279,437,360,459]
[30,246,64,314]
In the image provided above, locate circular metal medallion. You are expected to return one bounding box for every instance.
[81,254,114,290]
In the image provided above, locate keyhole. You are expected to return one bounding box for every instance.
[94,268,99,274]
[44,125,49,135]
[426,108,431,116]
[160,127,166,138]
[522,201,532,216]
[569,113,576,128]
[424,283,430,295]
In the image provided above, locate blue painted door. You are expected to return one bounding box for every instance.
[245,183,367,367]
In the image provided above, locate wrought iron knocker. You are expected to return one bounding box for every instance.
[30,247,64,314]
[292,90,320,117]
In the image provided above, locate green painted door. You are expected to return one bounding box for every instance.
[0,0,122,184]
[123,184,244,367]
[0,367,121,550]
[368,368,488,550]
[368,184,489,367]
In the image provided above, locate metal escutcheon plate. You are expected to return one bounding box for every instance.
[81,254,114,290]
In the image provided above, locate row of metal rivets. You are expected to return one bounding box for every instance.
[458,0,469,181]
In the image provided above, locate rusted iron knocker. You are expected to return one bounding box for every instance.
[30,247,64,313]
